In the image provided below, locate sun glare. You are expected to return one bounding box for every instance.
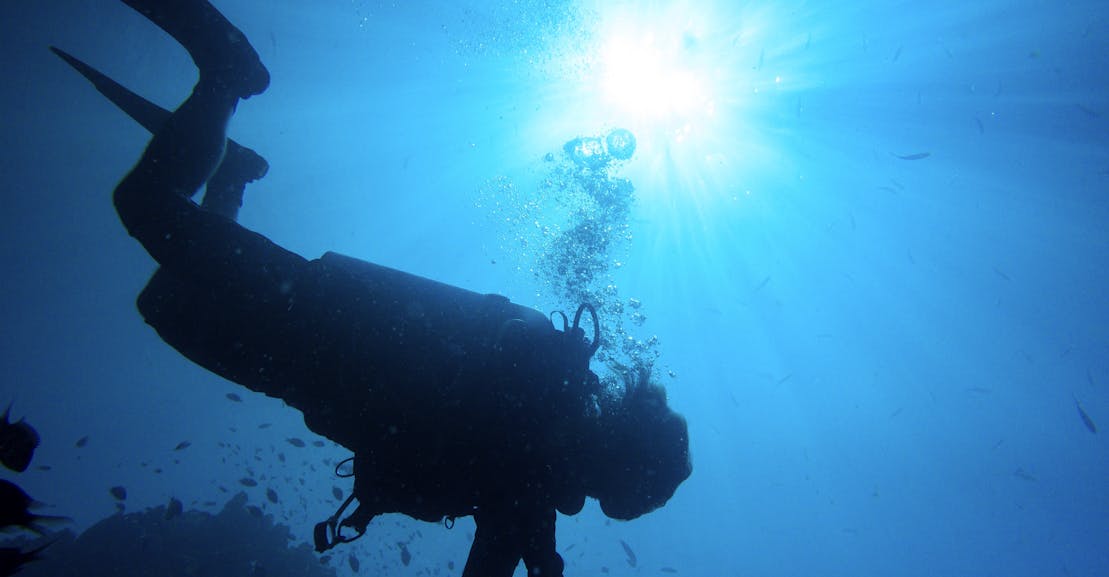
[589,6,723,145]
[599,32,711,126]
[532,0,803,214]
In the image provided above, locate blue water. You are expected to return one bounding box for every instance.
[2,0,1107,575]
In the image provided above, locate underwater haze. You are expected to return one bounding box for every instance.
[2,0,1107,576]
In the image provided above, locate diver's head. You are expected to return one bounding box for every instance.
[588,369,691,520]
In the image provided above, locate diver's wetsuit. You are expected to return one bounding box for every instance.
[109,2,597,575]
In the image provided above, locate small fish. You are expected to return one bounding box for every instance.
[165,497,184,520]
[246,505,263,517]
[258,423,271,429]
[109,486,127,501]
[266,488,279,504]
[1074,103,1100,118]
[75,436,89,448]
[894,152,931,160]
[239,477,258,487]
[0,541,51,575]
[173,441,191,451]
[975,117,984,134]
[0,406,40,473]
[349,554,360,572]
[620,540,638,568]
[332,487,343,501]
[312,440,325,448]
[1013,467,1036,482]
[891,45,903,62]
[226,393,243,402]
[661,568,678,574]
[398,542,412,566]
[0,480,67,534]
[1074,397,1097,434]
[286,438,306,448]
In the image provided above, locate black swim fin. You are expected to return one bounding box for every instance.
[48,45,268,184]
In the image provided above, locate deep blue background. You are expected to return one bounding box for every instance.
[2,1,1107,576]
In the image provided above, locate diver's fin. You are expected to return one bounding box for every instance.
[48,45,268,183]
[49,46,167,134]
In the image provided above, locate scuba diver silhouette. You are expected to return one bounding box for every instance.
[55,2,691,575]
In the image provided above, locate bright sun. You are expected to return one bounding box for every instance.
[592,7,720,144]
[599,31,712,128]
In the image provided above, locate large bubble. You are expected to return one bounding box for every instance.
[605,128,636,161]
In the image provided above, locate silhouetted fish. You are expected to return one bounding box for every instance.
[398,543,411,566]
[349,554,360,572]
[286,438,306,448]
[312,440,325,447]
[661,568,678,574]
[1074,397,1097,434]
[75,436,89,448]
[226,393,243,402]
[0,480,66,535]
[894,152,931,160]
[258,423,272,429]
[165,497,183,520]
[0,541,51,576]
[109,486,127,501]
[266,488,279,504]
[173,441,191,451]
[239,477,258,487]
[331,487,343,501]
[0,406,39,473]
[620,540,637,567]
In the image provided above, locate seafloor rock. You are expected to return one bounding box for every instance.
[11,493,334,577]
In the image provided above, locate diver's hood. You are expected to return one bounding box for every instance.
[595,385,691,520]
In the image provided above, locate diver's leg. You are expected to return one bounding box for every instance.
[120,0,268,99]
[114,0,305,290]
[202,141,269,220]
[462,510,524,577]
[114,76,237,238]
